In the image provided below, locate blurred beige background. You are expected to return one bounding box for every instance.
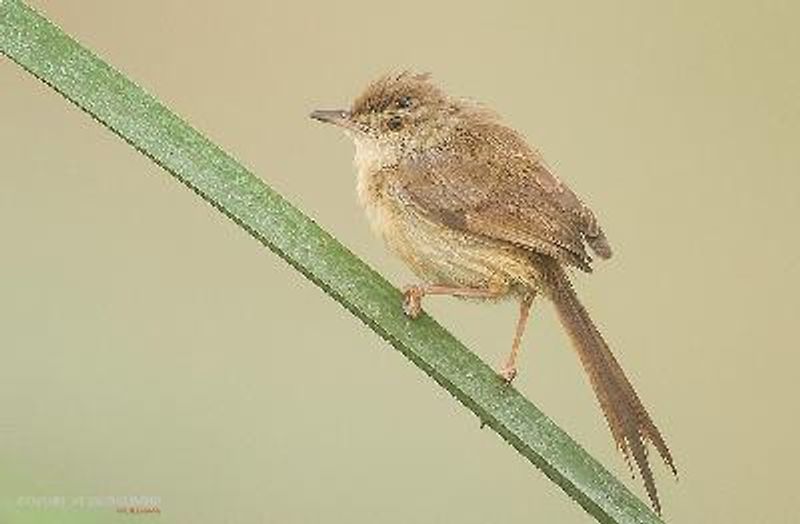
[1,1,798,522]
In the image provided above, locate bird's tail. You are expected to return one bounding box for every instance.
[547,264,677,514]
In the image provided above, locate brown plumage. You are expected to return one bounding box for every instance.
[311,71,676,513]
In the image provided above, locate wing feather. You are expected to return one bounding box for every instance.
[393,120,611,271]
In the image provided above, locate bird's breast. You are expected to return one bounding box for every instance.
[352,137,400,242]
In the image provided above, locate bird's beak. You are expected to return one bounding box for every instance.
[310,109,351,128]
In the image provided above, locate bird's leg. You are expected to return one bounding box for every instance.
[499,292,535,383]
[401,284,505,318]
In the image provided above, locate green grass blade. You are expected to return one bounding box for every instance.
[0,1,663,522]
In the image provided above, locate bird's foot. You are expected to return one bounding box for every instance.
[402,286,423,318]
[499,364,518,384]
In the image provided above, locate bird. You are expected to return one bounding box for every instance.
[311,71,676,514]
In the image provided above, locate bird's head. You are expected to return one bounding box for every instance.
[311,72,475,166]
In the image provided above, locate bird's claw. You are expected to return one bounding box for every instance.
[402,286,423,318]
[499,365,518,384]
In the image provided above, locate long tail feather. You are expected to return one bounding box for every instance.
[548,265,677,514]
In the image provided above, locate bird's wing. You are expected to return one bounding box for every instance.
[392,124,611,271]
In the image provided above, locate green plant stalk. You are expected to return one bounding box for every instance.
[0,1,663,522]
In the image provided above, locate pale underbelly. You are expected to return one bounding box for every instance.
[365,198,540,294]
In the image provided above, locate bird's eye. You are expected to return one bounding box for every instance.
[396,96,413,109]
[387,116,403,131]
